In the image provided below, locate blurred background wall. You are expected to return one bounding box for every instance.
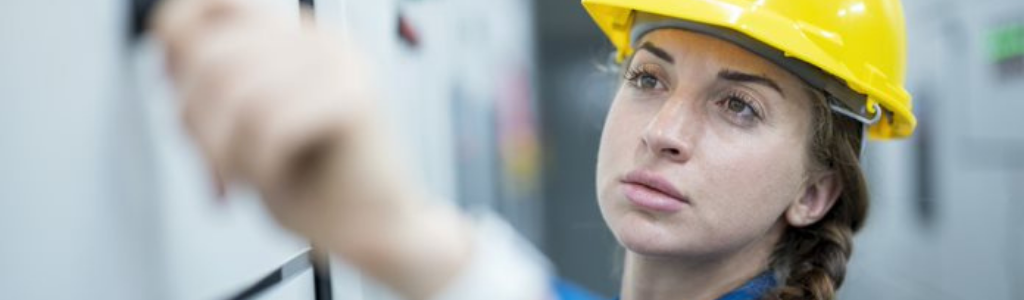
[2,0,1023,299]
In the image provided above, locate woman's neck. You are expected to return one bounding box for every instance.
[619,227,782,300]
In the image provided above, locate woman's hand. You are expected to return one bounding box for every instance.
[153,0,473,298]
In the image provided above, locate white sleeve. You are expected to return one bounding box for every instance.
[429,212,556,300]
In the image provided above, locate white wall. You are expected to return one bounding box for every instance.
[0,0,161,299]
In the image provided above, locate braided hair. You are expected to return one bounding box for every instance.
[764,89,869,300]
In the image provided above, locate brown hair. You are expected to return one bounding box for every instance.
[763,88,869,300]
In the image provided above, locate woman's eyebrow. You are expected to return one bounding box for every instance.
[638,42,674,63]
[717,69,785,96]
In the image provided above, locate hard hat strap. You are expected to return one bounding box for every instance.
[826,99,879,159]
[829,99,878,158]
[830,99,882,126]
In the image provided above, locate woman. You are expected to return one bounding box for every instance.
[154,0,916,299]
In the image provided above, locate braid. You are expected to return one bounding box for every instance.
[768,218,855,300]
[764,89,869,300]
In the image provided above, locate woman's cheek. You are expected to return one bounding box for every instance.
[697,144,796,236]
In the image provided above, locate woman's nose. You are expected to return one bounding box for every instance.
[641,104,695,163]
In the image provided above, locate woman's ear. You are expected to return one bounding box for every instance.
[786,172,842,227]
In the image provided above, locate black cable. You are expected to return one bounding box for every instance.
[226,250,313,300]
[227,269,285,300]
[311,247,333,300]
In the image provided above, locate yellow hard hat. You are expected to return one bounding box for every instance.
[582,0,917,139]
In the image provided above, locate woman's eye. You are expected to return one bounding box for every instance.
[636,74,660,89]
[726,97,751,114]
[720,94,762,125]
[624,66,665,91]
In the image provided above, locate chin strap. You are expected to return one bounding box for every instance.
[827,96,880,159]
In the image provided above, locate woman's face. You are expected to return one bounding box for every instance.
[596,29,816,259]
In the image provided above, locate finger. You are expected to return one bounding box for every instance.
[180,38,294,184]
[233,65,352,197]
[156,0,263,80]
[174,10,304,157]
[153,0,249,42]
[154,0,218,54]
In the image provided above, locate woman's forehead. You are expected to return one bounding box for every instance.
[636,29,801,86]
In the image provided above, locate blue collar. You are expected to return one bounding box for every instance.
[716,271,777,300]
[612,271,777,300]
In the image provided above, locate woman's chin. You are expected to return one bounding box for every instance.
[618,232,722,260]
[612,213,697,257]
[620,240,679,257]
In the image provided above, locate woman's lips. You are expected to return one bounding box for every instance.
[620,170,689,212]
